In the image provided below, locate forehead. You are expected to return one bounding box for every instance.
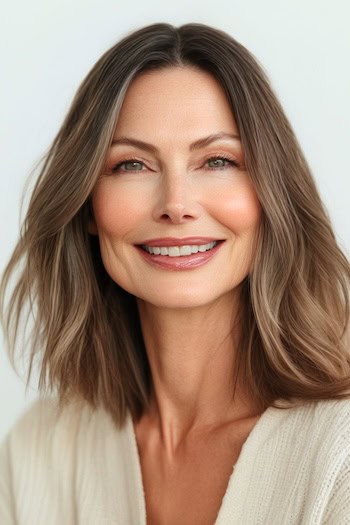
[114,67,239,142]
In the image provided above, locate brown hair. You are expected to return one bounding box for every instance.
[1,22,349,428]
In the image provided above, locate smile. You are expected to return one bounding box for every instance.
[141,241,217,256]
[136,240,225,270]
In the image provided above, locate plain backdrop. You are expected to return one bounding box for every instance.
[1,0,349,440]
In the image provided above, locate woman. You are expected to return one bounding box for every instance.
[1,21,350,525]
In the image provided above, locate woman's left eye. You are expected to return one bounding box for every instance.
[205,156,239,170]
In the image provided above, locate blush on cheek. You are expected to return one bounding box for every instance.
[217,189,262,234]
[91,184,144,237]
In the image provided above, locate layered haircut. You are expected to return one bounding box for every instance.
[1,22,350,428]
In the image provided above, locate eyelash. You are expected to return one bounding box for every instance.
[110,155,240,174]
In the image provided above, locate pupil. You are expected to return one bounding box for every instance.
[127,162,141,170]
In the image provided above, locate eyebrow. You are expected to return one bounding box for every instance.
[111,132,240,153]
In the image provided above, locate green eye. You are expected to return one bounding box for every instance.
[206,156,238,169]
[112,159,145,173]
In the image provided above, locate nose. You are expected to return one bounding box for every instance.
[152,170,201,224]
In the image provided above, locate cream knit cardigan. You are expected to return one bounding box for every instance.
[1,396,350,524]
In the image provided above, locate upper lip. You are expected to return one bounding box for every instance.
[138,237,224,247]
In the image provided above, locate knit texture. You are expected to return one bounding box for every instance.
[1,396,350,524]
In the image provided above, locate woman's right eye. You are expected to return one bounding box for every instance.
[111,159,145,173]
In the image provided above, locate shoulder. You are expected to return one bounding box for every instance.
[304,399,350,522]
[270,397,350,435]
[307,398,350,462]
[277,398,350,491]
[1,395,133,490]
[0,397,88,523]
[312,397,350,436]
[4,397,90,451]
[261,397,350,478]
[3,396,130,459]
[245,399,350,522]
[1,397,91,482]
[269,397,350,456]
[0,397,133,524]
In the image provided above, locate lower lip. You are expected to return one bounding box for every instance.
[135,241,225,270]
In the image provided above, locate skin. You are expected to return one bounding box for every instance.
[89,66,263,463]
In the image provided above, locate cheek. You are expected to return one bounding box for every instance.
[91,181,147,237]
[215,183,262,234]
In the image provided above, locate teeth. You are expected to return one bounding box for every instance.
[143,241,218,256]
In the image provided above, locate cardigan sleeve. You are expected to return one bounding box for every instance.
[0,397,94,525]
[322,449,350,524]
[0,432,16,525]
[0,398,58,525]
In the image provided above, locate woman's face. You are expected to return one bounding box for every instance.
[90,66,262,308]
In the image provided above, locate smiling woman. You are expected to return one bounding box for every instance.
[1,22,350,525]
[89,67,261,307]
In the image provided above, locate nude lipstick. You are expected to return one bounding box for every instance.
[135,238,225,271]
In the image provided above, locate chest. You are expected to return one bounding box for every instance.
[142,452,236,524]
[136,419,260,525]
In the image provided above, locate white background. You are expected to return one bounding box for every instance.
[1,0,349,440]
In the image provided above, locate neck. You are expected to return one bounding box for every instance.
[135,291,259,455]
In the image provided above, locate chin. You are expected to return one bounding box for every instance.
[135,287,228,310]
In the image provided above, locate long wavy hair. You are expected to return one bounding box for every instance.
[1,22,349,428]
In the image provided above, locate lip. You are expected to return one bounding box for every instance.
[137,237,223,247]
[135,240,225,271]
